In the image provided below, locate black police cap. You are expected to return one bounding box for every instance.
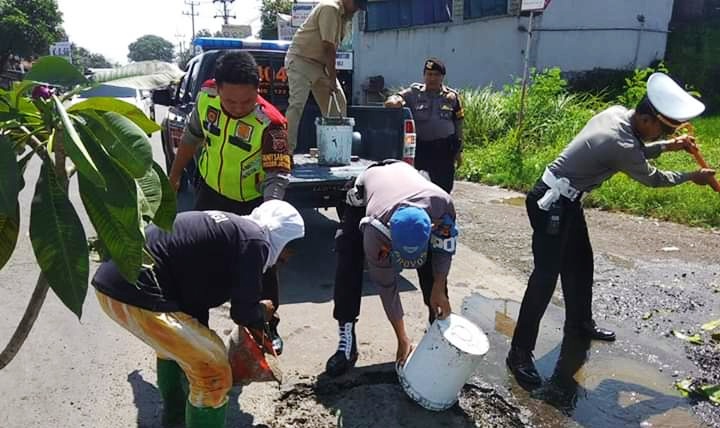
[424,58,446,75]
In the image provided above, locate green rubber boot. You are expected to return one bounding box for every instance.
[157,358,188,427]
[185,400,228,428]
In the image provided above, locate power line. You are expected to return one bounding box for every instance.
[213,0,236,25]
[183,1,200,39]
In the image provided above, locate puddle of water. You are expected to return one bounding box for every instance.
[461,294,703,428]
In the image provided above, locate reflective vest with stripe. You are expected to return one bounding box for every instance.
[196,91,270,202]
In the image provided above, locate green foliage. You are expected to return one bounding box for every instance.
[567,68,635,102]
[68,97,160,134]
[25,55,87,88]
[259,0,292,39]
[30,161,89,318]
[0,135,19,269]
[0,0,63,73]
[616,62,669,108]
[666,18,720,112]
[72,45,112,72]
[458,67,720,228]
[128,35,175,63]
[0,56,177,320]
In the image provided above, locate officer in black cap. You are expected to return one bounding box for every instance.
[385,58,464,193]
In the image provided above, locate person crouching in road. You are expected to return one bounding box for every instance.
[92,201,304,428]
[168,51,293,355]
[326,160,458,377]
[507,72,717,387]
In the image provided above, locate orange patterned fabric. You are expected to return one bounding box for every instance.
[96,290,231,408]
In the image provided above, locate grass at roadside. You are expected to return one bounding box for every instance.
[457,69,720,228]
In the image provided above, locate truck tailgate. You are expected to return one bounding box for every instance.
[289,154,374,183]
[285,154,373,208]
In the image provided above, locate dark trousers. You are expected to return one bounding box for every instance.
[194,179,280,310]
[332,205,440,324]
[414,137,457,194]
[511,183,594,352]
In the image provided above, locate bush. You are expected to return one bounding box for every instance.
[566,68,634,102]
[666,18,720,113]
[458,67,720,228]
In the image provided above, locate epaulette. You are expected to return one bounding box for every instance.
[256,95,287,126]
[200,79,218,97]
[443,86,459,101]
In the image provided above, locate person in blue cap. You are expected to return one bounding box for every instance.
[507,72,717,387]
[325,160,458,377]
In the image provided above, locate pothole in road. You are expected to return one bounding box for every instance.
[271,369,530,428]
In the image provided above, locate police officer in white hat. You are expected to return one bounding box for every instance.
[507,72,716,386]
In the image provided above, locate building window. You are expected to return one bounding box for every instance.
[365,0,453,32]
[464,0,508,19]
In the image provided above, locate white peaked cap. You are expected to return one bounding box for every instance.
[647,72,705,122]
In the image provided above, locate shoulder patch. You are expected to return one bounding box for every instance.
[262,123,291,172]
[410,82,425,91]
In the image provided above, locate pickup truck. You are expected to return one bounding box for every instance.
[152,38,416,211]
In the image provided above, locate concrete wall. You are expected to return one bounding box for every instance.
[351,0,674,102]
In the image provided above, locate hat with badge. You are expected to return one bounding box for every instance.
[647,72,705,124]
[389,205,431,270]
[424,57,446,75]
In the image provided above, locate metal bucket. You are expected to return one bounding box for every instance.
[315,94,355,166]
[397,313,489,411]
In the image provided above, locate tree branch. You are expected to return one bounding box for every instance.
[0,275,50,369]
[20,125,52,164]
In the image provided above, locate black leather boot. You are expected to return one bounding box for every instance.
[506,347,542,386]
[325,321,358,377]
[565,320,616,342]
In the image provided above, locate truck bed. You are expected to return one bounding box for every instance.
[290,154,375,183]
[283,105,411,209]
[285,154,374,209]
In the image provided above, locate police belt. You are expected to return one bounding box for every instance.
[417,136,453,144]
[537,168,580,211]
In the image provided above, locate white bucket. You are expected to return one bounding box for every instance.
[315,94,355,166]
[397,313,490,411]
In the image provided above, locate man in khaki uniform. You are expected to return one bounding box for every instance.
[285,0,367,151]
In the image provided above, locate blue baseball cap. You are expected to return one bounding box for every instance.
[389,206,431,269]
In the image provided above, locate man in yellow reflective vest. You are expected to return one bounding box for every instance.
[169,51,293,354]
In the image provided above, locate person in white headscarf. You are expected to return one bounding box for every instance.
[91,201,304,428]
[246,200,306,273]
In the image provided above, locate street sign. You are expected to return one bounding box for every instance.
[49,41,72,61]
[336,51,353,71]
[521,0,550,12]
[291,2,317,27]
[221,24,251,39]
[277,13,295,41]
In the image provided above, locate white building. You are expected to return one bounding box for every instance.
[350,0,674,102]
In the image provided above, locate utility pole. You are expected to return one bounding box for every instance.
[213,0,236,25]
